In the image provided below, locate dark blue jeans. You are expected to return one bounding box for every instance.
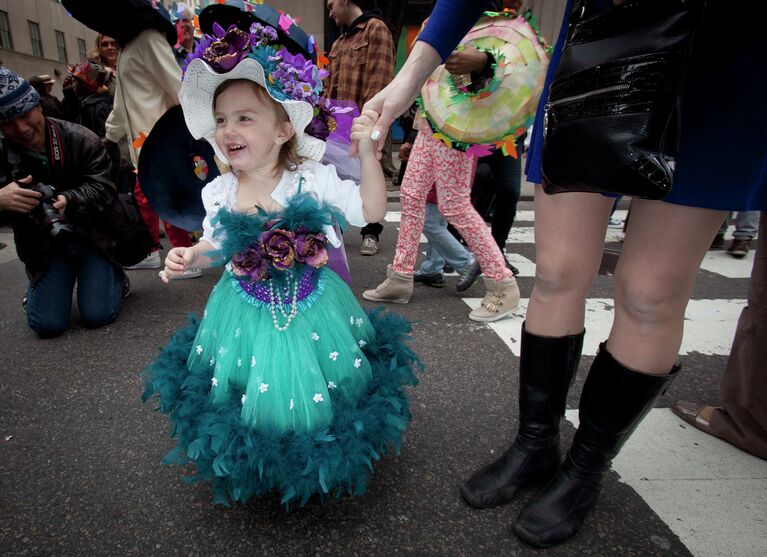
[26,238,124,338]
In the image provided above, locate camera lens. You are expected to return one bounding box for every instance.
[39,201,74,241]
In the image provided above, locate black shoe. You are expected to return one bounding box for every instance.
[413,271,445,288]
[506,260,520,276]
[443,265,455,274]
[513,344,679,548]
[22,295,27,313]
[710,233,726,250]
[456,259,481,292]
[460,325,584,509]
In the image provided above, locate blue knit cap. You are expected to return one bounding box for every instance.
[0,67,41,123]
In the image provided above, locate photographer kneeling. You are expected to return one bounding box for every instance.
[0,68,128,338]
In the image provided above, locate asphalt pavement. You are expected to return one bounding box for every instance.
[1,195,765,557]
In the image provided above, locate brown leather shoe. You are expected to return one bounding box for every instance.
[671,400,719,435]
[727,239,751,258]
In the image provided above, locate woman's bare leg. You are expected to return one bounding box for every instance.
[608,199,727,372]
[526,190,614,336]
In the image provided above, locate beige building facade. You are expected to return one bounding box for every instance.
[0,0,99,97]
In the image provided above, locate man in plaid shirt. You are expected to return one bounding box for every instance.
[326,0,396,256]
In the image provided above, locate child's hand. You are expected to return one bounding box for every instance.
[351,109,380,159]
[161,247,196,283]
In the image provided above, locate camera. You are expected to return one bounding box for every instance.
[24,182,74,241]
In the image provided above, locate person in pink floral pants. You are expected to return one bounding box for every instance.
[363,127,519,322]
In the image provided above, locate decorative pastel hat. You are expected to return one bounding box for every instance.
[198,0,316,62]
[419,11,549,158]
[179,21,331,163]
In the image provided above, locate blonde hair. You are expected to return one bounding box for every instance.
[89,34,119,67]
[213,79,302,173]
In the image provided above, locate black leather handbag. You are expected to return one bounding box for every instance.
[107,191,157,268]
[541,0,706,199]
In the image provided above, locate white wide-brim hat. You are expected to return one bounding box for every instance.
[179,57,326,164]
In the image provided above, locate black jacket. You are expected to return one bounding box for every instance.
[0,118,118,284]
[78,92,113,138]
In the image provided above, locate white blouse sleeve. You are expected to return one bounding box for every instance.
[200,175,232,249]
[309,161,367,227]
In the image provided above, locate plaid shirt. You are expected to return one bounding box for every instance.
[324,16,395,111]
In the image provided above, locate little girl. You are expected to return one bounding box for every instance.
[142,28,420,507]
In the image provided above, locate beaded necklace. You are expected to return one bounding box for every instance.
[265,175,305,332]
[268,273,300,331]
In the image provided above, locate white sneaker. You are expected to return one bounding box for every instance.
[170,267,202,280]
[125,251,161,270]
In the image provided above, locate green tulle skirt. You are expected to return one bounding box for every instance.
[142,267,421,507]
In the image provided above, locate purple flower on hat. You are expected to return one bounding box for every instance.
[232,243,271,282]
[249,22,278,47]
[260,228,296,271]
[295,230,328,269]
[306,110,330,141]
[280,48,327,89]
[204,23,251,72]
[307,99,358,141]
[268,48,327,105]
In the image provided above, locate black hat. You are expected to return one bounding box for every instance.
[62,0,176,47]
[137,105,219,232]
[198,0,315,62]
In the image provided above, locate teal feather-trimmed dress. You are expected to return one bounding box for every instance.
[142,171,421,508]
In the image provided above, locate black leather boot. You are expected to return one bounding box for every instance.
[513,344,680,548]
[460,324,584,508]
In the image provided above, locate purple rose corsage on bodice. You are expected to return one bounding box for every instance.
[229,218,329,332]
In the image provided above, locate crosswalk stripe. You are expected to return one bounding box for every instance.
[505,226,623,244]
[502,253,536,276]
[385,209,629,224]
[385,210,756,280]
[566,408,767,557]
[700,249,755,278]
[461,298,746,357]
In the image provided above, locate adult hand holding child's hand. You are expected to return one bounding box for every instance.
[350,109,381,159]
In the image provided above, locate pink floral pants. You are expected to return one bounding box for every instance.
[393,130,512,281]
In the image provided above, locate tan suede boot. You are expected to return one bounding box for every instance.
[362,271,414,304]
[469,276,520,322]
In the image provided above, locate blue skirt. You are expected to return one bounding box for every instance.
[526,1,767,212]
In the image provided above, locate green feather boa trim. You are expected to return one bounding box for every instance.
[142,307,422,508]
